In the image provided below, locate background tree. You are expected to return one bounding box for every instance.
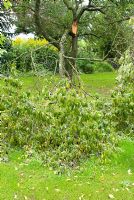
[12,0,134,79]
[82,1,133,65]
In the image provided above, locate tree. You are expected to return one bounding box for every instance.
[13,0,133,80]
[83,2,133,64]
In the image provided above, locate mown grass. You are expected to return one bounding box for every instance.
[21,72,116,96]
[81,72,116,96]
[0,140,134,200]
[0,72,116,96]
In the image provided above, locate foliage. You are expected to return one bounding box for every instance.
[111,50,134,136]
[0,34,12,74]
[0,34,6,70]
[77,59,94,74]
[77,42,114,74]
[92,61,114,73]
[12,0,133,77]
[1,37,58,73]
[3,0,12,10]
[90,17,133,62]
[0,33,6,45]
[0,73,117,170]
[79,2,133,65]
[0,34,6,55]
[77,59,113,74]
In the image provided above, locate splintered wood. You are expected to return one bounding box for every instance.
[72,20,78,36]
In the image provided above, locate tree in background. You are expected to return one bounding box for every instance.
[82,4,133,67]
[12,0,134,80]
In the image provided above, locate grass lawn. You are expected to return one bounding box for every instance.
[21,72,117,96]
[81,72,116,96]
[0,140,134,200]
[0,72,116,96]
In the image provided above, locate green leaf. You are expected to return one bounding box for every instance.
[3,0,12,10]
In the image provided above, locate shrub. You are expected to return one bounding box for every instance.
[13,38,58,72]
[77,60,94,74]
[92,61,114,73]
[1,37,58,73]
[1,76,116,169]
[77,60,114,74]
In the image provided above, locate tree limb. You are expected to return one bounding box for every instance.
[34,0,60,49]
[63,0,74,12]
[77,3,105,22]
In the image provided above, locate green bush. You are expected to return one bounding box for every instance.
[77,60,94,74]
[92,61,114,73]
[77,59,113,74]
[1,37,58,74]
[1,76,116,169]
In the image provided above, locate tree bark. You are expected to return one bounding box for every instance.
[69,19,78,80]
[71,34,78,72]
[66,34,78,80]
[59,30,68,77]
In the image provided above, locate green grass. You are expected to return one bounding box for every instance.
[0,140,134,200]
[21,72,116,96]
[81,72,116,96]
[0,72,116,96]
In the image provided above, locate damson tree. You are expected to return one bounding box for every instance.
[12,0,133,79]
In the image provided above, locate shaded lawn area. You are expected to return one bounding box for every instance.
[0,140,134,200]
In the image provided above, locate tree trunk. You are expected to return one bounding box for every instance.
[59,19,78,80]
[59,30,68,77]
[65,20,78,80]
[70,34,78,77]
[64,35,78,80]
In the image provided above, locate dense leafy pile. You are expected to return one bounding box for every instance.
[0,77,116,169]
[111,50,134,136]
